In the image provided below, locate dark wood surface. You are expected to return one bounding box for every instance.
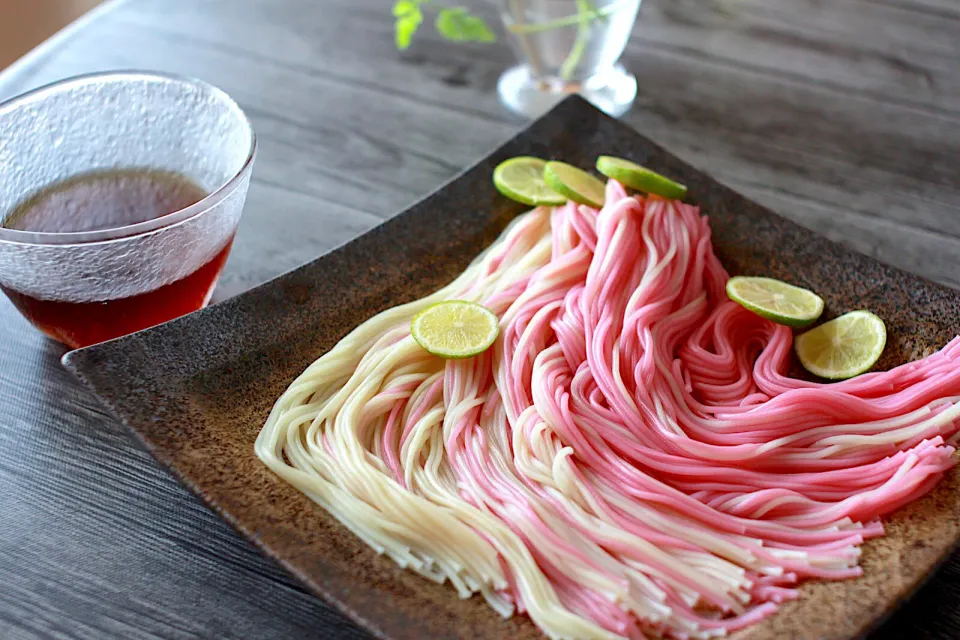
[1,0,959,638]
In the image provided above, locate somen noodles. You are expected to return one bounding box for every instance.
[256,181,960,639]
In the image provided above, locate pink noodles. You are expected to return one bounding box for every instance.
[431,182,960,636]
[268,180,960,639]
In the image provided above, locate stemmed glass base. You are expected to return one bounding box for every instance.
[497,63,638,119]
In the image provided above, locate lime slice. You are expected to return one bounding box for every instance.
[596,156,687,200]
[411,300,500,359]
[493,157,566,206]
[795,311,886,380]
[543,161,606,208]
[726,276,824,328]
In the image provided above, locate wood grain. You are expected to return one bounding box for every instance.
[0,0,958,638]
[0,0,102,70]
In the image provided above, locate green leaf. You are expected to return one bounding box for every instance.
[435,7,496,43]
[393,1,423,50]
[392,0,419,17]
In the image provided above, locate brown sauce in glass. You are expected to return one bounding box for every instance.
[1,169,234,348]
[3,168,207,233]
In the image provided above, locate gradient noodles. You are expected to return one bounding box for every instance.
[256,182,960,639]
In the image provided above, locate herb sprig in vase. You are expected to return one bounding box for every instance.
[392,0,641,118]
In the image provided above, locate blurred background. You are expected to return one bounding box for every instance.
[0,0,102,70]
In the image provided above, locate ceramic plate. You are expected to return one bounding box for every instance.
[64,97,960,640]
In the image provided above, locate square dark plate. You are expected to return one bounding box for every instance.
[64,96,960,640]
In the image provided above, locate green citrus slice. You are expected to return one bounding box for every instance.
[492,157,566,206]
[726,276,824,328]
[410,300,500,359]
[595,155,687,200]
[543,161,606,208]
[794,310,887,380]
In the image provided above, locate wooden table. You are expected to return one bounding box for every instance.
[2,0,959,637]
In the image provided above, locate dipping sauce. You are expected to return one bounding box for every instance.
[1,169,233,348]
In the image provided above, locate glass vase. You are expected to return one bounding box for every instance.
[497,0,641,119]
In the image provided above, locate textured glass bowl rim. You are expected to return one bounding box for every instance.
[0,70,257,247]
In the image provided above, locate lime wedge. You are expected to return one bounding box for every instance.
[543,161,606,208]
[726,276,824,328]
[795,311,886,380]
[411,300,500,359]
[596,156,687,200]
[493,157,566,206]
